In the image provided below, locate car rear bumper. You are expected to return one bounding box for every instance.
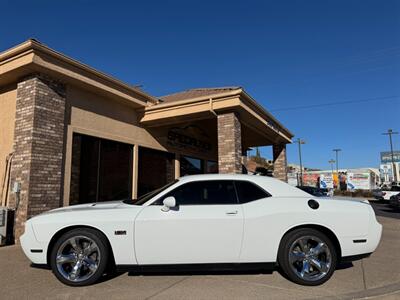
[340,208,382,257]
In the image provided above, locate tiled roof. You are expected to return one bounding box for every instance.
[159,86,241,102]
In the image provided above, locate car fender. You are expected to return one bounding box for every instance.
[27,205,140,265]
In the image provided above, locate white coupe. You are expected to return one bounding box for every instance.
[21,174,382,286]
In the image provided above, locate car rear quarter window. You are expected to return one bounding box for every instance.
[234,180,271,204]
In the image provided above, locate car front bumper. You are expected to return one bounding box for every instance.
[20,221,48,265]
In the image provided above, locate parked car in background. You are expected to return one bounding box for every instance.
[319,188,329,195]
[373,185,400,201]
[372,189,384,200]
[296,186,328,197]
[389,193,400,211]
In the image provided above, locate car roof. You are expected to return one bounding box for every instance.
[177,174,310,197]
[178,173,266,181]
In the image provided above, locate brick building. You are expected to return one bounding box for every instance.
[0,40,293,240]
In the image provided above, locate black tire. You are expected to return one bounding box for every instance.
[278,228,337,286]
[50,228,109,286]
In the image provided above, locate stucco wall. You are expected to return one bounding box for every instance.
[67,86,164,149]
[0,84,17,206]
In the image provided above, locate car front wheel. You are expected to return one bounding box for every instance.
[50,228,109,286]
[278,228,337,286]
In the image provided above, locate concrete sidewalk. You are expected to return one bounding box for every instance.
[1,216,399,300]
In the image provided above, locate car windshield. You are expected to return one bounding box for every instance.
[123,180,178,205]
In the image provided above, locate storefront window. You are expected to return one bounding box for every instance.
[206,160,218,173]
[138,147,175,197]
[180,155,204,176]
[70,134,132,204]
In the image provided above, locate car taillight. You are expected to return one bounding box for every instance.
[382,192,386,196]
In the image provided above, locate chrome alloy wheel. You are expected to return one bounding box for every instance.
[56,235,101,283]
[288,235,332,282]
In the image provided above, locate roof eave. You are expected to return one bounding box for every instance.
[239,89,294,140]
[0,39,159,105]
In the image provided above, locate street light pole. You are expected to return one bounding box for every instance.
[329,159,335,176]
[328,159,336,196]
[295,138,306,186]
[333,149,342,189]
[382,129,399,183]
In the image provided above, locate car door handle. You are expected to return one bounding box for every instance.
[226,210,238,215]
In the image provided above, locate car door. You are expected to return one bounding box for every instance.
[134,180,244,265]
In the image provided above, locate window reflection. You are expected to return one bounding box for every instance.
[180,156,204,176]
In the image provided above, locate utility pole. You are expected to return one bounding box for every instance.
[294,138,306,186]
[333,149,341,189]
[382,129,399,183]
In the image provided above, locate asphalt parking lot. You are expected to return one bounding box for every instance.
[1,204,399,300]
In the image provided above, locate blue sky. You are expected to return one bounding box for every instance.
[1,0,399,170]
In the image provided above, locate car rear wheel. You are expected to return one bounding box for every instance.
[50,228,109,286]
[278,228,337,286]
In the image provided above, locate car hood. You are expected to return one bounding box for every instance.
[36,201,125,217]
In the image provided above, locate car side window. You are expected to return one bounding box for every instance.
[160,180,238,205]
[234,180,271,204]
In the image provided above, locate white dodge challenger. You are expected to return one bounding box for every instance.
[21,174,382,286]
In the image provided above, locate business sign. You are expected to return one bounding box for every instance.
[320,174,333,189]
[347,172,370,190]
[380,151,400,164]
[303,173,319,186]
[380,162,400,182]
[380,164,393,176]
[166,125,212,153]
[287,173,298,186]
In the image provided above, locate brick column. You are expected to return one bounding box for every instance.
[217,113,242,174]
[273,144,288,182]
[10,74,66,239]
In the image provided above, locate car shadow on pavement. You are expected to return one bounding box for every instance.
[336,262,354,270]
[30,262,353,284]
[381,208,400,213]
[30,263,126,285]
[275,262,353,282]
[126,262,354,278]
[127,268,274,277]
[98,271,126,283]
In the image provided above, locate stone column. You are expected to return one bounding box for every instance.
[10,74,66,239]
[273,144,288,182]
[217,112,242,174]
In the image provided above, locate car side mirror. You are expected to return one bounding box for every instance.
[161,196,176,212]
